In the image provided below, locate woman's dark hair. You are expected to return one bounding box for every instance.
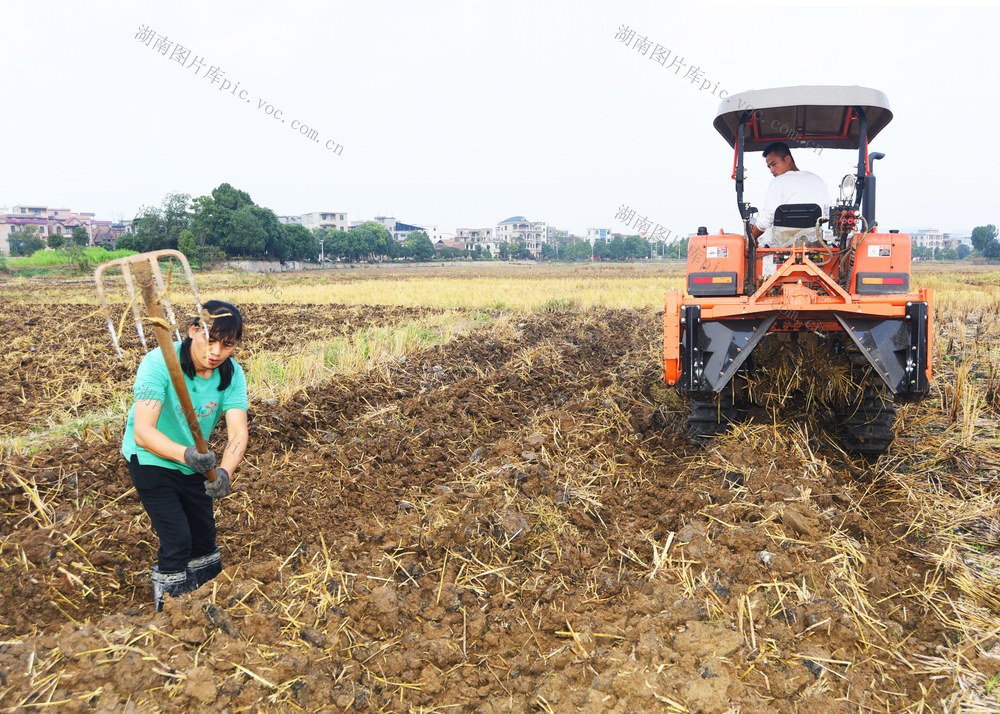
[179,300,243,390]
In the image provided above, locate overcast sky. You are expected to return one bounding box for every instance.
[2,1,997,237]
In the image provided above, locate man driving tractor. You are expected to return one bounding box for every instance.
[750,141,831,247]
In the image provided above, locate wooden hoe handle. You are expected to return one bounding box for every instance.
[133,261,217,483]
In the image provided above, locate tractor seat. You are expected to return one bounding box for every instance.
[766,203,824,248]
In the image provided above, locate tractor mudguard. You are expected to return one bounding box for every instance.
[835,301,930,400]
[679,305,777,393]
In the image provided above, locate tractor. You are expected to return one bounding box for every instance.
[663,86,933,455]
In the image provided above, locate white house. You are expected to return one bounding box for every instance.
[496,216,548,257]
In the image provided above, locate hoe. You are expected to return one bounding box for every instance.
[664,86,932,455]
[94,249,219,481]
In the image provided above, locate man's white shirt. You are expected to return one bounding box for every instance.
[755,170,831,233]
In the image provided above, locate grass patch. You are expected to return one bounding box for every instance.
[246,311,494,403]
[538,297,578,312]
[8,247,138,267]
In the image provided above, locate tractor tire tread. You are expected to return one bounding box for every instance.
[841,388,896,455]
[687,393,738,447]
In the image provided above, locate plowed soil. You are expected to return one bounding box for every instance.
[0,306,995,712]
[0,304,440,437]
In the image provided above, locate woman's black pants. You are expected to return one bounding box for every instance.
[128,455,217,573]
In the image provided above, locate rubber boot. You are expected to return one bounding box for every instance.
[151,567,192,612]
[187,548,222,589]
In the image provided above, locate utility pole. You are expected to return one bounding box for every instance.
[320,238,324,264]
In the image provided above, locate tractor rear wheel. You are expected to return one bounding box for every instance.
[841,381,896,456]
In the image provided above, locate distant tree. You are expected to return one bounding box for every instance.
[625,235,650,259]
[542,233,578,260]
[72,226,90,247]
[598,236,626,260]
[47,232,65,249]
[971,225,998,254]
[9,226,45,256]
[437,246,468,260]
[226,206,266,256]
[282,224,319,261]
[325,229,352,261]
[190,184,256,257]
[353,222,394,260]
[340,226,369,261]
[313,228,334,259]
[191,194,224,248]
[542,230,570,260]
[178,229,197,259]
[212,182,254,212]
[133,192,192,251]
[561,240,592,261]
[958,244,972,260]
[383,230,401,260]
[404,230,435,261]
[512,239,533,260]
[115,233,143,252]
[194,245,227,268]
[64,243,90,272]
[250,206,286,260]
[985,240,1000,260]
[938,247,958,261]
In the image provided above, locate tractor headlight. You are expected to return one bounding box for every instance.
[839,174,857,202]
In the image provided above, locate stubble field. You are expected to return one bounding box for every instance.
[1,261,999,713]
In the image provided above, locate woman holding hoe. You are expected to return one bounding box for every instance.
[121,300,249,611]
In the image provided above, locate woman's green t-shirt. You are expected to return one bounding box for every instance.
[121,343,248,474]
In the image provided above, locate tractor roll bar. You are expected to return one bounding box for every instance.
[731,105,872,228]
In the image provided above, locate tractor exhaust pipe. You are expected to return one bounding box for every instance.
[862,152,885,228]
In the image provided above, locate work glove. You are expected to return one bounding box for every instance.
[204,468,231,499]
[183,445,217,474]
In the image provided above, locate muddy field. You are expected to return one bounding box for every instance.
[1,303,439,437]
[1,280,999,711]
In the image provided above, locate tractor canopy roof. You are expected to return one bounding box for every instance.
[714,85,892,151]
